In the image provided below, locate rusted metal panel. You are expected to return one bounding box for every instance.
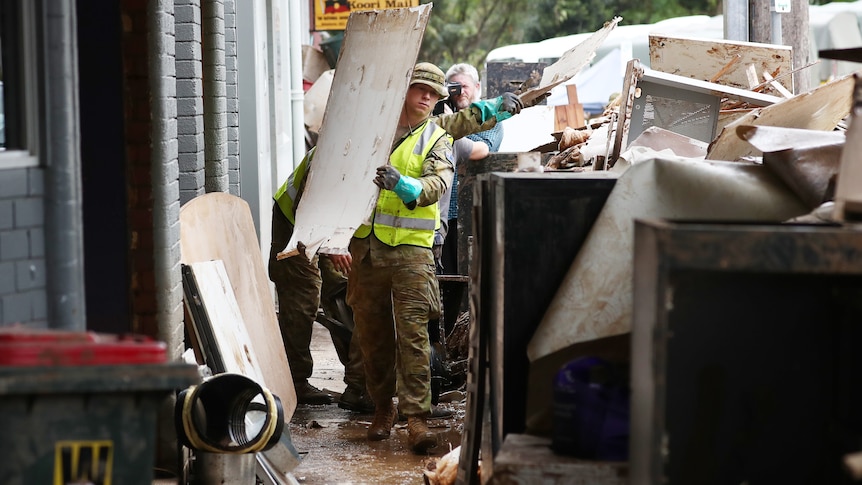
[282,5,432,259]
[475,172,617,459]
[485,61,547,99]
[631,219,862,484]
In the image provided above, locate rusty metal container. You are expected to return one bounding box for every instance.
[0,331,199,485]
[631,219,862,484]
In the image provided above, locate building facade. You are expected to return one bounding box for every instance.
[0,0,308,359]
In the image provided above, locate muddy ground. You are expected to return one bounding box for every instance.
[288,321,467,484]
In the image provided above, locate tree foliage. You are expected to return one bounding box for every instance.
[419,0,532,68]
[418,0,720,70]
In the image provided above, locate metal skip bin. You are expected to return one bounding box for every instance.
[0,330,200,485]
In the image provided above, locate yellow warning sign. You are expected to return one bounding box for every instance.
[54,440,114,485]
[312,0,421,31]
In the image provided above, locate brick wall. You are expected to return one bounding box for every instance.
[225,0,239,196]
[176,0,205,205]
[0,167,47,327]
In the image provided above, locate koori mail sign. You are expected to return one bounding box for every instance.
[313,1,420,31]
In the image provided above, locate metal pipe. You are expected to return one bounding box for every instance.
[196,452,257,484]
[724,0,749,41]
[148,0,183,356]
[288,0,305,167]
[42,0,87,330]
[203,0,229,192]
[771,11,783,45]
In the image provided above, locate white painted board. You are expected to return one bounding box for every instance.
[521,16,621,106]
[179,192,296,418]
[649,34,793,93]
[187,259,300,478]
[281,5,432,260]
[188,260,267,384]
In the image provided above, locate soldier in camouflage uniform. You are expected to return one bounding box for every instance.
[269,149,369,408]
[347,62,524,454]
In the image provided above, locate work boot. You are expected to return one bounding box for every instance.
[407,415,438,453]
[294,381,334,405]
[398,404,453,421]
[367,399,398,441]
[338,386,375,413]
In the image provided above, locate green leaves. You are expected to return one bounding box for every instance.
[418,0,717,70]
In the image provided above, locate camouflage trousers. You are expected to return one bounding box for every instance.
[346,254,440,416]
[268,203,364,390]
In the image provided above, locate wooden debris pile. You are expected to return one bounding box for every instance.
[520,32,852,172]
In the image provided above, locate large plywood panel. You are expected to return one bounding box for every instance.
[179,192,296,418]
[281,5,432,260]
[649,34,793,93]
[707,73,854,162]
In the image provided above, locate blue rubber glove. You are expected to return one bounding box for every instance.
[472,92,524,123]
[374,165,422,204]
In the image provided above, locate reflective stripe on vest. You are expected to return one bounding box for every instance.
[355,120,449,248]
[273,147,315,224]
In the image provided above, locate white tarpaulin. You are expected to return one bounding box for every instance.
[527,151,810,361]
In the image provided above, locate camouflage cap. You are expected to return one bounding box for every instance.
[410,62,448,98]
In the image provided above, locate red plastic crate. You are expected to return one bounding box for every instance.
[0,330,167,366]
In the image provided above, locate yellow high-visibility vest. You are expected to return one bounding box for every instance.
[273,147,315,224]
[355,120,449,248]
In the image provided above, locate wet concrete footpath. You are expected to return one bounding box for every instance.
[288,322,466,484]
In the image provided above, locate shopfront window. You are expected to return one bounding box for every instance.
[0,0,38,167]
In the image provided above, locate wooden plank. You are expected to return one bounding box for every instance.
[834,74,862,222]
[519,16,621,107]
[553,84,585,131]
[609,59,643,166]
[280,6,432,260]
[553,104,585,131]
[183,260,301,479]
[187,260,267,383]
[649,33,793,95]
[762,71,794,99]
[707,73,854,162]
[565,84,580,105]
[179,192,296,419]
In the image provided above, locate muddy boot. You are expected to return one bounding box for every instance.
[367,399,397,441]
[339,386,375,413]
[406,415,438,453]
[294,381,334,405]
